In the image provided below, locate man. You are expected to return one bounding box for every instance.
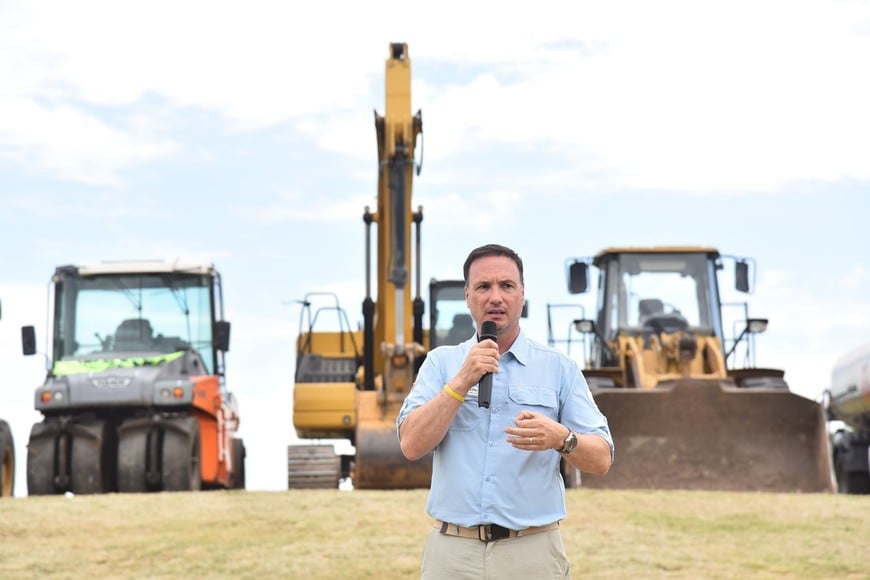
[397,243,613,579]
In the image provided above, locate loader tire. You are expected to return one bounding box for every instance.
[835,454,870,495]
[845,473,870,494]
[162,417,202,492]
[0,420,14,498]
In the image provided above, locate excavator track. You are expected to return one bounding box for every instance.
[287,445,341,489]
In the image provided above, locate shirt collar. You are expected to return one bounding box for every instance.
[504,327,530,366]
[459,327,530,366]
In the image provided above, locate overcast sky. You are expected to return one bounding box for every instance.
[1,1,868,496]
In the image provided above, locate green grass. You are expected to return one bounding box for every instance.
[0,489,866,579]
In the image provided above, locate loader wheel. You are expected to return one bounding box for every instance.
[835,453,870,495]
[0,420,14,498]
[232,438,246,490]
[162,417,202,492]
[843,472,870,494]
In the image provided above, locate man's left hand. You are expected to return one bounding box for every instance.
[504,410,569,452]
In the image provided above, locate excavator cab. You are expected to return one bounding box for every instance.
[554,247,834,492]
[429,280,472,348]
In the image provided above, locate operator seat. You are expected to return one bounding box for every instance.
[444,314,475,345]
[114,318,154,351]
[638,299,664,327]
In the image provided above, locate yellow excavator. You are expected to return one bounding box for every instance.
[551,246,834,492]
[289,43,468,489]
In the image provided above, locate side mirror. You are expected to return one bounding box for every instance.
[568,262,588,294]
[214,321,231,352]
[735,261,750,293]
[22,325,36,356]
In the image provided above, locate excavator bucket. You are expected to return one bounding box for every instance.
[355,419,433,489]
[581,380,835,492]
[353,393,433,490]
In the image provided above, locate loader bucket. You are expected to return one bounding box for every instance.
[582,379,835,492]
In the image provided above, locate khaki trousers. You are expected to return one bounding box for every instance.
[420,526,570,579]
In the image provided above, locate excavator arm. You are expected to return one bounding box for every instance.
[291,43,435,490]
[365,42,424,399]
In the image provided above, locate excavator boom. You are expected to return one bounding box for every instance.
[290,43,466,490]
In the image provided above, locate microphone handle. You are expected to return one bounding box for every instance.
[478,373,492,409]
[478,321,497,408]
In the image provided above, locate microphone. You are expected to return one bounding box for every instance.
[477,320,497,409]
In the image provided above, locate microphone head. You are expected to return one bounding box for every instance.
[480,320,497,341]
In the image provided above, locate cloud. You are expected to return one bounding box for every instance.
[4,0,869,192]
[841,265,867,290]
[0,98,179,186]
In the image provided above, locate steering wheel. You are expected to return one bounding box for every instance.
[643,314,690,334]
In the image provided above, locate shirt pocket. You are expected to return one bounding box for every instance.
[448,403,483,432]
[508,385,559,420]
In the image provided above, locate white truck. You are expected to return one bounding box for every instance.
[826,342,870,494]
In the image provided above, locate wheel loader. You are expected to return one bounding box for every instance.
[289,43,469,489]
[550,246,834,492]
[22,261,245,494]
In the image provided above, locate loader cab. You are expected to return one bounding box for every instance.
[567,248,741,366]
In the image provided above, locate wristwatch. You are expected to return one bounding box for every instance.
[558,431,578,454]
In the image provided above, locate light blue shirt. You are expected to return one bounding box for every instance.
[396,328,613,530]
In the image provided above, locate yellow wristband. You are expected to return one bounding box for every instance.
[442,384,465,403]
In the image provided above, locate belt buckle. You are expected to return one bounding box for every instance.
[479,524,510,542]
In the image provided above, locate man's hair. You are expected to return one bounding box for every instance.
[462,244,525,285]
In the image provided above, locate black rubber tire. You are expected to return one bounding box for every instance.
[27,422,61,496]
[162,417,202,492]
[0,420,15,498]
[70,420,113,494]
[117,425,150,493]
[231,438,246,490]
[844,471,870,494]
[836,453,870,494]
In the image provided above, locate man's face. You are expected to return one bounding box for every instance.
[465,255,525,335]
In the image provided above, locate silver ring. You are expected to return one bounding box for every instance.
[528,437,532,445]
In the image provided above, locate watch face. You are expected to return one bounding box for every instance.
[565,433,578,453]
